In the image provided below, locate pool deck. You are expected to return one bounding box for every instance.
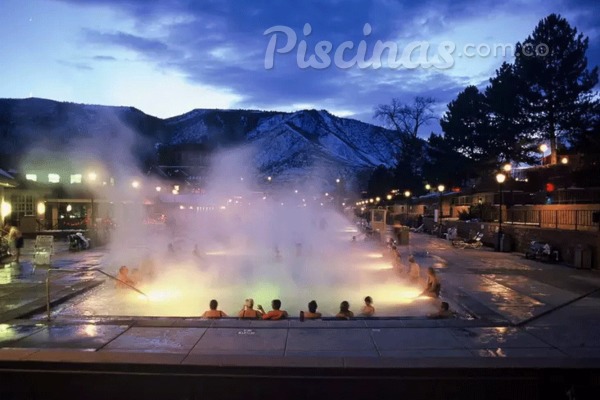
[1,233,600,398]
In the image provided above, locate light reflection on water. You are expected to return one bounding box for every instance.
[51,227,439,318]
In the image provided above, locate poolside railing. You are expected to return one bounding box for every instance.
[45,268,148,321]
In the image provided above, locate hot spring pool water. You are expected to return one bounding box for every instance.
[48,225,440,319]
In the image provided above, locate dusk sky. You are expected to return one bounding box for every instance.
[0,0,598,133]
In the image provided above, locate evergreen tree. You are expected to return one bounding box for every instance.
[366,165,394,198]
[439,86,490,166]
[514,14,599,164]
[484,62,537,165]
[422,133,475,189]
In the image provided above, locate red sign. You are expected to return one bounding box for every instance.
[545,183,555,192]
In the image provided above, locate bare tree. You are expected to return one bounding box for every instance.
[374,96,436,139]
[373,96,436,193]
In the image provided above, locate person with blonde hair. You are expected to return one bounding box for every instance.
[238,298,263,319]
[4,223,23,263]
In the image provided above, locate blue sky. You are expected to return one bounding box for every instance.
[0,0,598,132]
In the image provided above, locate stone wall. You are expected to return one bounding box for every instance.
[438,219,599,269]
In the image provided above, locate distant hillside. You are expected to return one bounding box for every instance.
[0,98,167,171]
[0,98,401,189]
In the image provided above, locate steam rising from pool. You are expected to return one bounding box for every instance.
[60,146,438,318]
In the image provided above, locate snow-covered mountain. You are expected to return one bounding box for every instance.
[0,98,399,188]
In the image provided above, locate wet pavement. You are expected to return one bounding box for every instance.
[0,232,599,366]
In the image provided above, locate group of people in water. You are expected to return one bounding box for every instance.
[113,229,451,319]
[201,296,378,320]
[387,239,442,299]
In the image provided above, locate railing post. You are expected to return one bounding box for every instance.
[575,210,578,231]
[556,210,558,229]
[46,270,51,321]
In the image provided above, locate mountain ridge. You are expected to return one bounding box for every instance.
[0,97,400,189]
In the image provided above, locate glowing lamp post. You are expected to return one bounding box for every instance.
[1,201,12,222]
[404,191,411,224]
[87,172,97,233]
[540,144,548,165]
[437,185,445,237]
[496,173,506,251]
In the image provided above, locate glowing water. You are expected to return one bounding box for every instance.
[55,214,438,318]
[49,147,439,318]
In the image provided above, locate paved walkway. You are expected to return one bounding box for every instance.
[2,233,600,399]
[1,233,599,367]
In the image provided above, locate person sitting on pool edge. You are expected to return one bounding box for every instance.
[336,301,354,320]
[420,267,441,298]
[360,296,375,317]
[238,298,263,319]
[202,299,227,319]
[303,300,322,319]
[258,299,288,320]
[407,255,421,282]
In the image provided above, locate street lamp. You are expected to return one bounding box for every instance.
[496,173,506,251]
[404,191,411,224]
[540,144,548,165]
[437,185,445,236]
[87,171,98,233]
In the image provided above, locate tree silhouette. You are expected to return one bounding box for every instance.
[373,96,435,192]
[514,14,598,164]
[439,86,490,165]
[484,62,537,165]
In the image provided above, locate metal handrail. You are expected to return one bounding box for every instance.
[45,268,148,321]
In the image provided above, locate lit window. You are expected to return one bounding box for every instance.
[48,174,60,183]
[11,194,34,216]
[70,174,82,184]
[25,174,37,181]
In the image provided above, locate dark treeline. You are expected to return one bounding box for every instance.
[369,14,599,198]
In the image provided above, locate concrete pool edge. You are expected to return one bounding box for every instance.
[0,279,105,324]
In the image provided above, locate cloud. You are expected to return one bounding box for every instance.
[57,60,93,71]
[93,55,117,61]
[55,0,599,127]
[84,29,184,59]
